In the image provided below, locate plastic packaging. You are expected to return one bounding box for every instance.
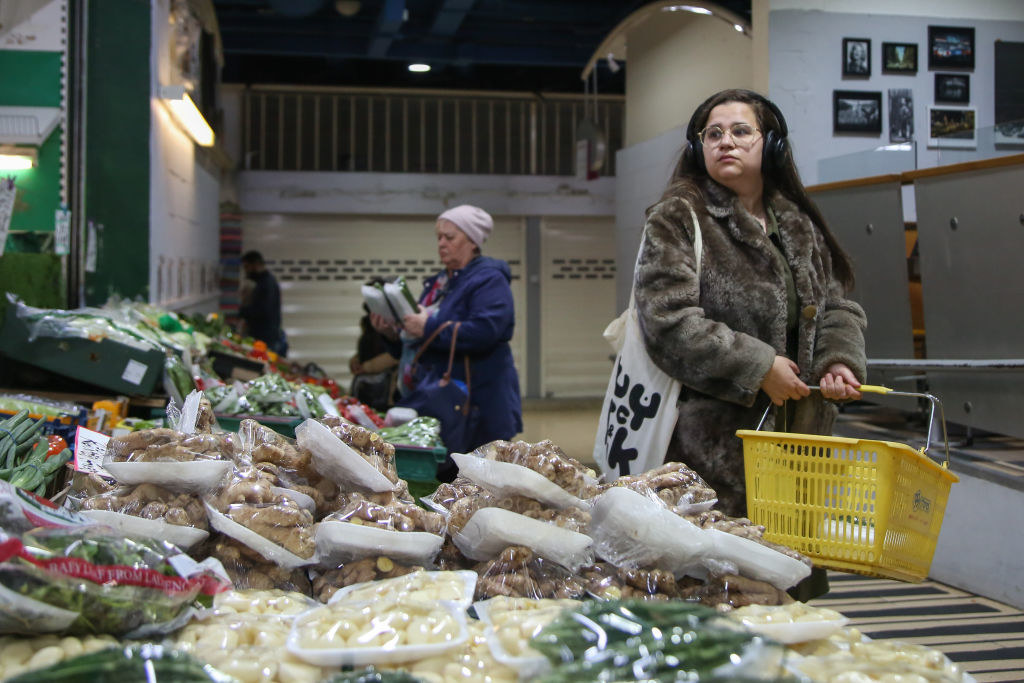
[205,537,313,594]
[471,546,587,601]
[0,480,91,533]
[315,523,444,567]
[378,417,443,449]
[327,570,478,608]
[383,407,417,427]
[451,453,587,510]
[475,597,581,680]
[705,528,811,590]
[473,440,599,499]
[453,507,594,571]
[78,482,208,529]
[600,460,718,513]
[588,486,711,574]
[374,620,519,683]
[286,599,469,667]
[0,633,119,680]
[312,558,425,604]
[204,467,317,565]
[102,461,232,494]
[296,419,397,492]
[79,509,209,550]
[0,527,228,637]
[530,599,790,682]
[578,562,689,602]
[727,602,849,644]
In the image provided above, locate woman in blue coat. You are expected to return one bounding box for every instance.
[372,205,523,473]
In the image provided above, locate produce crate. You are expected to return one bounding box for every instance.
[0,307,165,395]
[738,386,958,583]
[208,349,265,381]
[395,444,448,483]
[215,414,303,439]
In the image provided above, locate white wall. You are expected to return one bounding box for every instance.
[149,0,220,312]
[625,11,752,146]
[768,5,1024,185]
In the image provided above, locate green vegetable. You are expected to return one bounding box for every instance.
[164,353,195,401]
[379,417,443,448]
[322,669,424,683]
[531,600,793,682]
[0,528,210,636]
[6,643,231,682]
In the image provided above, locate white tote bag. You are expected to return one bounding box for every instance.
[594,205,702,480]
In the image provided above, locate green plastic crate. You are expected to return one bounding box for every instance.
[215,414,303,439]
[395,444,447,482]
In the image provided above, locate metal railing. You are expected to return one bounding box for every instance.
[240,85,624,176]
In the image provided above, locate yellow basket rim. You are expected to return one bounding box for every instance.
[735,429,959,484]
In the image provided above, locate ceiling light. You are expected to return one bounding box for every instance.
[734,23,744,32]
[408,63,431,73]
[663,5,713,15]
[160,85,215,147]
[0,145,36,170]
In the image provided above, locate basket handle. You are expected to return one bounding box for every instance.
[754,385,951,468]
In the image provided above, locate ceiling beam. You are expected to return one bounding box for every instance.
[430,0,476,37]
[368,0,405,58]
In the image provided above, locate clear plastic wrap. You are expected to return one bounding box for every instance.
[726,603,849,645]
[78,482,209,530]
[296,418,398,492]
[474,596,581,680]
[315,495,447,566]
[377,619,519,683]
[202,536,313,593]
[9,296,163,352]
[446,491,591,536]
[450,453,587,510]
[287,598,469,668]
[327,570,477,608]
[600,461,718,513]
[705,528,811,590]
[529,599,792,682]
[0,480,91,533]
[588,486,712,574]
[312,558,425,604]
[0,527,229,637]
[471,548,587,602]
[789,638,970,682]
[421,477,483,514]
[578,562,691,602]
[204,466,317,565]
[102,422,236,494]
[683,573,793,609]
[453,507,594,571]
[682,508,813,570]
[473,440,599,499]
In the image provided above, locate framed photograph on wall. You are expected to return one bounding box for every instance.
[888,89,914,142]
[834,90,882,134]
[928,107,976,147]
[882,42,918,73]
[928,26,975,69]
[843,38,871,76]
[935,74,970,103]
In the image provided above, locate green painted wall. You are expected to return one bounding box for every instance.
[84,0,151,305]
[0,50,62,235]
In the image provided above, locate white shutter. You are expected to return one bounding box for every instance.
[540,216,618,397]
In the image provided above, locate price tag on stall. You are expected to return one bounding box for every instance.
[0,177,15,258]
[73,426,111,475]
[54,206,71,255]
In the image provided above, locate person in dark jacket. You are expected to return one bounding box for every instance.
[371,205,523,473]
[239,250,288,356]
[635,90,867,516]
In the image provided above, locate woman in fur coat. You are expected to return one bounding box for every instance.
[635,89,868,518]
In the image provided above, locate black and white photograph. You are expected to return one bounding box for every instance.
[928,106,976,147]
[834,90,882,134]
[935,74,970,103]
[888,89,914,142]
[843,38,871,76]
[882,42,918,73]
[928,25,975,69]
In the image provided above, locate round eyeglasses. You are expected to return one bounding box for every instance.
[698,123,761,147]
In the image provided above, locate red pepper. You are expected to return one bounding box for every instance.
[46,435,67,459]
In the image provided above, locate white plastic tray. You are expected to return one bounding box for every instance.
[453,507,593,571]
[705,528,811,590]
[204,502,316,569]
[103,460,232,494]
[451,453,587,510]
[315,521,444,566]
[80,509,209,550]
[295,419,396,492]
[328,570,478,608]
[286,600,468,667]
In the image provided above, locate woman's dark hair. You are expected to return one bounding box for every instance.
[662,88,855,290]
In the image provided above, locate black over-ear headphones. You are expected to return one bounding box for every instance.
[684,90,790,175]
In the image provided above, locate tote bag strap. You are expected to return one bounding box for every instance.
[628,202,703,308]
[410,319,454,368]
[410,321,470,407]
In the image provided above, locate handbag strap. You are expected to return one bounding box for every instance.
[411,320,472,412]
[410,319,453,369]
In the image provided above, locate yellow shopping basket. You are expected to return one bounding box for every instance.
[737,386,958,583]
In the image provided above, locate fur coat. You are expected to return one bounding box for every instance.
[634,177,867,516]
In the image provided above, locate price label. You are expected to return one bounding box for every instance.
[0,178,14,258]
[73,427,111,475]
[54,207,71,255]
[121,359,148,385]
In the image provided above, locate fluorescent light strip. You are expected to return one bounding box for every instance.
[160,85,215,147]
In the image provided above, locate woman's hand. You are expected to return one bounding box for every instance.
[761,355,810,406]
[819,363,862,401]
[369,312,399,341]
[402,307,430,339]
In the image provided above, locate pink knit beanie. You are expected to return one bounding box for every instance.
[437,205,493,247]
